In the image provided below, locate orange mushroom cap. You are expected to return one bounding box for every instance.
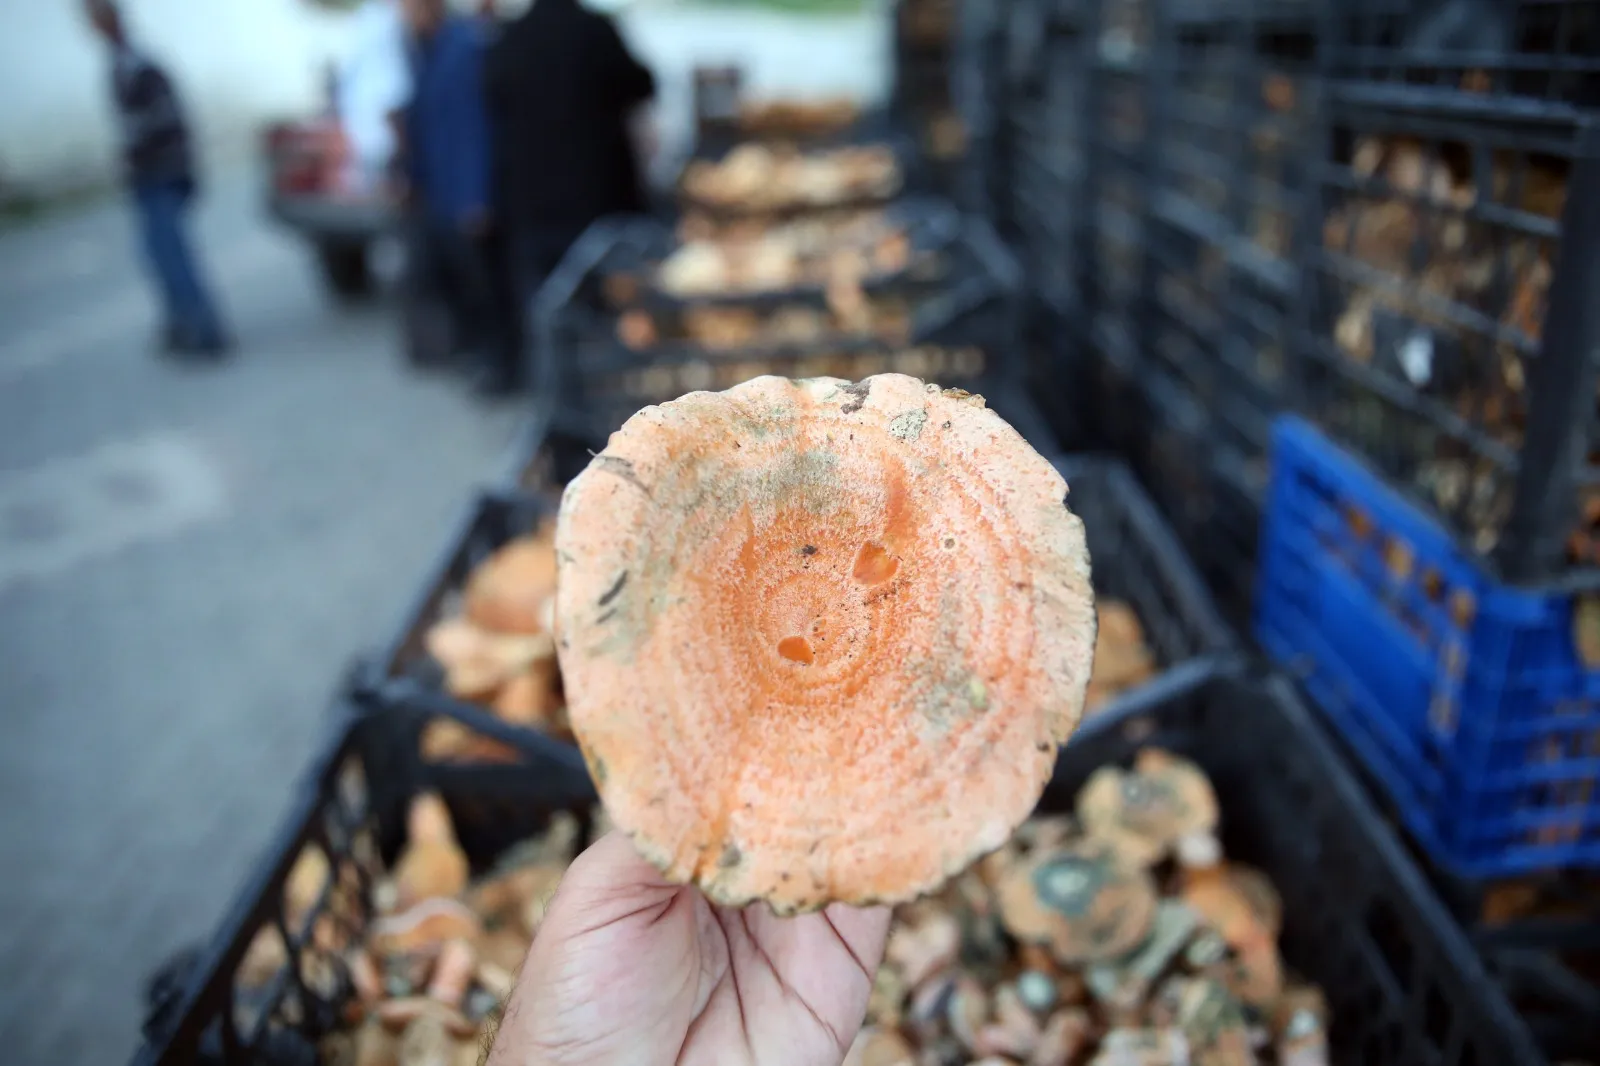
[555,375,1096,912]
[464,533,558,636]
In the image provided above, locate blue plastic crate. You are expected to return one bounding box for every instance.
[1255,416,1600,879]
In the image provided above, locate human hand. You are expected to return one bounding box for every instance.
[486,831,891,1066]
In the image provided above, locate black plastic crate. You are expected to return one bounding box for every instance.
[996,2,1091,314]
[129,702,598,1066]
[1054,671,1549,1066]
[1153,25,1312,281]
[1146,203,1289,467]
[1292,86,1600,583]
[1052,454,1240,704]
[133,673,1549,1066]
[533,212,1026,442]
[1140,363,1268,630]
[1329,0,1600,108]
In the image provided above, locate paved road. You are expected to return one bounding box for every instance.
[0,175,522,1066]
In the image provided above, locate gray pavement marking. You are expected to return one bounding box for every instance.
[0,432,227,590]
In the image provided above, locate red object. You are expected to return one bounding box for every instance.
[262,118,349,197]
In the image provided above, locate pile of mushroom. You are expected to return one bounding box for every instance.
[651,211,917,298]
[314,795,591,1066]
[846,749,1330,1066]
[420,527,569,759]
[609,346,986,407]
[681,144,902,211]
[615,296,912,354]
[1086,602,1156,715]
[737,96,861,139]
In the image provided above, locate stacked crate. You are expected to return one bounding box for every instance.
[1136,8,1316,625]
[1255,0,1600,878]
[891,0,967,196]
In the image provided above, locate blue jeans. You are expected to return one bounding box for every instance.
[132,179,225,348]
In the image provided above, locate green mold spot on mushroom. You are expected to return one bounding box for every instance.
[888,408,929,442]
[967,676,989,712]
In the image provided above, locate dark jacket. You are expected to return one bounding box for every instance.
[405,16,492,227]
[110,46,194,190]
[485,0,656,232]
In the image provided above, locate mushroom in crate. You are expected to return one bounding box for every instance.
[1086,600,1157,715]
[614,295,913,355]
[847,751,1331,1066]
[315,794,594,1066]
[421,525,569,761]
[650,210,921,299]
[554,373,1098,912]
[680,143,903,213]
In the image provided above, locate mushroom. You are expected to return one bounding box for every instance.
[602,271,640,308]
[420,718,519,765]
[868,964,910,1028]
[393,795,470,909]
[425,618,554,700]
[371,899,483,958]
[1175,977,1254,1066]
[976,983,1041,1059]
[1181,862,1284,1007]
[946,972,990,1053]
[490,660,561,728]
[348,947,384,1007]
[377,998,476,1040]
[1031,1007,1093,1066]
[470,862,566,934]
[1273,986,1330,1066]
[474,959,516,1003]
[395,1012,462,1066]
[1084,902,1199,1015]
[617,309,659,350]
[475,927,530,975]
[237,928,289,989]
[464,532,559,636]
[1015,816,1077,856]
[996,841,1158,966]
[285,846,332,928]
[1087,601,1156,710]
[843,1026,918,1066]
[352,1017,401,1066]
[1016,970,1059,1014]
[887,907,962,987]
[1076,750,1219,866]
[426,939,476,1008]
[554,374,1096,912]
[1088,1028,1188,1066]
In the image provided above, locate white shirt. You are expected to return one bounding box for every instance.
[337,0,412,176]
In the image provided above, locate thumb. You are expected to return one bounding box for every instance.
[487,832,712,1066]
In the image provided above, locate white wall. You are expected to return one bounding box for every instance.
[0,1,355,196]
[0,1,888,199]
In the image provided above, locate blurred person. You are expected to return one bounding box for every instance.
[84,0,230,360]
[336,0,412,196]
[398,0,501,387]
[485,0,657,393]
